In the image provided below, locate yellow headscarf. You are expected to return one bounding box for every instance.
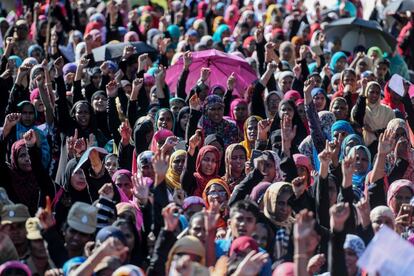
[352,81,395,146]
[263,182,295,228]
[165,150,186,190]
[240,116,262,159]
[213,16,225,33]
[166,236,206,274]
[265,4,281,25]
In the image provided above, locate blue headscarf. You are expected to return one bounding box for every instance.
[16,101,51,169]
[63,256,86,276]
[331,120,354,138]
[348,145,372,198]
[339,134,364,161]
[311,87,326,98]
[212,24,230,43]
[8,55,23,68]
[167,25,181,49]
[329,51,347,73]
[28,44,44,58]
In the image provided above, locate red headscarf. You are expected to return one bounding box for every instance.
[229,236,259,256]
[224,5,240,31]
[197,2,208,19]
[193,146,221,197]
[381,82,405,115]
[230,98,248,134]
[284,90,302,102]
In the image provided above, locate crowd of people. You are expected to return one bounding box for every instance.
[0,0,414,275]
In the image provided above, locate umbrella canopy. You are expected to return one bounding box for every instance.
[384,0,414,14]
[324,17,397,53]
[92,42,157,62]
[166,49,258,96]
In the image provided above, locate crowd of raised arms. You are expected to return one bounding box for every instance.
[1,0,414,275]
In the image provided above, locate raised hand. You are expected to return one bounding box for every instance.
[233,251,269,276]
[74,138,87,156]
[3,113,21,131]
[36,197,56,230]
[66,129,78,156]
[200,67,211,82]
[183,51,192,70]
[54,56,64,75]
[292,176,307,198]
[189,94,201,111]
[307,254,326,275]
[100,61,109,75]
[378,129,395,155]
[155,65,166,84]
[330,202,350,232]
[162,203,181,231]
[304,78,316,97]
[106,80,118,98]
[118,119,132,144]
[395,135,409,161]
[318,141,333,166]
[281,115,297,144]
[204,204,220,233]
[130,78,143,101]
[98,183,115,200]
[122,45,136,60]
[355,197,371,228]
[267,61,278,73]
[78,57,90,69]
[23,129,37,147]
[341,151,356,187]
[152,150,170,177]
[161,136,179,153]
[293,64,302,79]
[138,53,149,72]
[98,237,129,259]
[158,38,171,55]
[299,45,309,60]
[227,72,236,91]
[257,118,273,140]
[189,130,203,151]
[294,209,315,241]
[132,172,150,205]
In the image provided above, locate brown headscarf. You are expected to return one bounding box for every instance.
[166,236,206,274]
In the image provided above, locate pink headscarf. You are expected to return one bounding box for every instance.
[30,88,40,103]
[224,4,240,31]
[284,90,302,102]
[293,153,313,186]
[124,31,140,42]
[387,179,414,214]
[230,98,248,134]
[150,129,174,153]
[0,261,31,276]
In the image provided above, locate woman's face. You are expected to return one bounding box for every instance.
[233,103,248,122]
[92,94,107,112]
[32,97,44,113]
[105,156,118,177]
[279,77,293,93]
[213,87,225,97]
[206,183,228,205]
[20,104,36,127]
[391,187,413,215]
[297,103,305,121]
[375,63,388,80]
[252,223,269,250]
[274,190,292,222]
[354,148,369,174]
[313,93,326,111]
[296,165,309,185]
[371,215,394,234]
[201,152,218,176]
[342,72,356,88]
[71,169,87,191]
[345,249,358,276]
[172,154,186,175]
[345,139,359,158]
[91,74,102,87]
[246,119,258,141]
[119,224,135,252]
[207,103,224,123]
[331,100,348,120]
[281,46,293,61]
[140,162,155,179]
[328,178,338,206]
[189,216,206,244]
[171,101,184,117]
[357,60,369,75]
[261,155,276,182]
[267,94,281,114]
[367,84,381,105]
[115,174,133,199]
[279,103,294,120]
[157,110,174,130]
[17,147,32,172]
[335,57,347,73]
[230,148,246,175]
[75,103,91,127]
[179,113,190,131]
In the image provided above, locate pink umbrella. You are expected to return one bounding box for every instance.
[166,49,258,97]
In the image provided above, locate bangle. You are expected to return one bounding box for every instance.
[294,254,307,259]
